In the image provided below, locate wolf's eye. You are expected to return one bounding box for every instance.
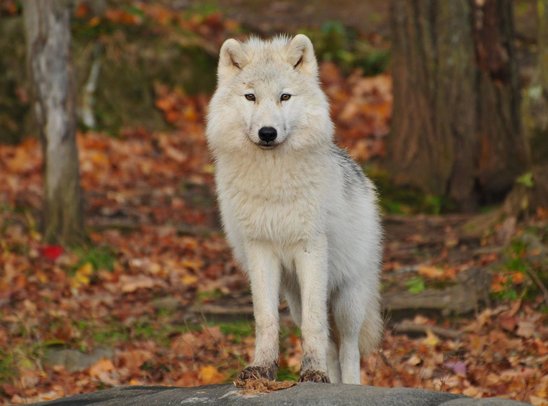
[280,93,291,101]
[244,94,256,101]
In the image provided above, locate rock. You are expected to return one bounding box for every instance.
[383,268,491,316]
[32,383,529,405]
[43,347,114,373]
[151,296,181,312]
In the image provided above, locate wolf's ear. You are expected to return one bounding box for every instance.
[286,34,318,77]
[218,38,247,83]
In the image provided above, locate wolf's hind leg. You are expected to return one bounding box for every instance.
[283,277,302,327]
[327,338,341,383]
[333,285,365,384]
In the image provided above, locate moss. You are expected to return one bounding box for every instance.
[302,21,390,76]
[72,19,217,134]
[0,17,31,144]
[219,321,254,342]
[365,165,455,214]
[72,245,117,273]
[277,366,299,381]
[0,350,16,384]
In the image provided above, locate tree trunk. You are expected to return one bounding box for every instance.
[524,0,548,164]
[389,0,530,210]
[23,0,85,245]
[540,0,548,96]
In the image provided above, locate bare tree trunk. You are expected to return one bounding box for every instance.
[23,0,85,245]
[540,0,548,96]
[389,0,530,210]
[524,0,548,164]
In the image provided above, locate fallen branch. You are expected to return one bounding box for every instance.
[393,320,462,339]
[81,44,103,129]
[190,303,254,316]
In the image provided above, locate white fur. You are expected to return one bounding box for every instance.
[206,34,383,384]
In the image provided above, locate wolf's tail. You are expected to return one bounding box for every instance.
[358,300,383,356]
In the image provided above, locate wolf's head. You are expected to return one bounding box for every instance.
[206,35,333,153]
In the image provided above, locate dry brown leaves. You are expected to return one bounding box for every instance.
[234,378,296,395]
[0,12,546,404]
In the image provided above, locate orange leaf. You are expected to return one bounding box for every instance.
[417,265,445,280]
[181,274,198,286]
[511,272,525,284]
[89,359,114,378]
[199,365,225,384]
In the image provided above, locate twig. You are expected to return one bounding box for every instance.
[393,320,462,339]
[378,350,395,371]
[81,44,103,129]
[526,268,548,306]
[190,303,254,316]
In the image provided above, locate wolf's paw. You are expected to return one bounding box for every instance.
[299,369,330,383]
[237,364,277,381]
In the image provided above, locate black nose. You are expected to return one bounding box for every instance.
[258,127,277,143]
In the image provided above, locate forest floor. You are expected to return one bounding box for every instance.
[1,60,546,405]
[0,2,547,405]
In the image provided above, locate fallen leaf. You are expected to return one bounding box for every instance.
[199,365,225,384]
[89,359,115,378]
[181,274,198,285]
[516,321,535,338]
[445,360,467,376]
[71,262,93,289]
[406,354,422,366]
[41,245,64,261]
[511,272,525,284]
[530,396,548,406]
[499,315,517,332]
[120,274,157,293]
[423,329,440,347]
[417,265,445,280]
[234,378,296,394]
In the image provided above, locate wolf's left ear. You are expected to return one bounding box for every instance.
[218,38,248,83]
[286,34,318,77]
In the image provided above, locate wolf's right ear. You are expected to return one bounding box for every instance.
[218,39,247,83]
[286,34,318,77]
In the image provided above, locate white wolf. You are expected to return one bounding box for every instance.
[206,34,382,384]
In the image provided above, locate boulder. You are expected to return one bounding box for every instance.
[33,383,529,405]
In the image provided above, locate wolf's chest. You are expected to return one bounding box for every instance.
[218,158,326,243]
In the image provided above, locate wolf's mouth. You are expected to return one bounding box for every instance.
[247,135,283,150]
[258,142,277,150]
[254,139,281,150]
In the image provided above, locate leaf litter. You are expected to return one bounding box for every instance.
[0,3,546,405]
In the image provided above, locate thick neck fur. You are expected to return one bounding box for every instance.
[215,142,334,244]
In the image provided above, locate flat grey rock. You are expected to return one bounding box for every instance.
[43,348,114,373]
[32,384,529,405]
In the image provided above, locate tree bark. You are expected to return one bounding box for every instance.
[389,0,530,210]
[540,0,548,96]
[23,0,85,245]
[525,0,548,164]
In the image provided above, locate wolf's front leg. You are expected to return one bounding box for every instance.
[295,235,330,383]
[238,240,281,381]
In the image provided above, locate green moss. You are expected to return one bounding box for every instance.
[490,234,547,302]
[302,21,390,76]
[0,350,16,383]
[277,366,299,381]
[405,276,426,294]
[71,11,218,134]
[365,166,454,215]
[92,327,130,346]
[197,289,224,303]
[219,321,254,342]
[73,245,117,273]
